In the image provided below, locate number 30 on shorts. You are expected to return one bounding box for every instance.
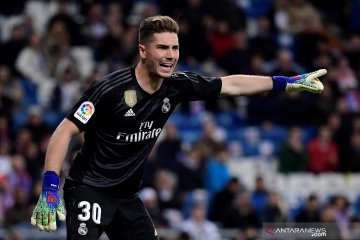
[78,201,102,224]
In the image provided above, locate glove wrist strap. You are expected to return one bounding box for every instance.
[43,171,60,191]
[271,76,288,91]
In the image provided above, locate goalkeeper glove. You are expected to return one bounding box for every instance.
[272,69,326,93]
[31,171,66,232]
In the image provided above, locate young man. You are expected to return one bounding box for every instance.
[31,15,326,239]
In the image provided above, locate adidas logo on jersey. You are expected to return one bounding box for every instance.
[124,108,135,117]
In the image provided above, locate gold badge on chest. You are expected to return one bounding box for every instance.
[124,90,137,108]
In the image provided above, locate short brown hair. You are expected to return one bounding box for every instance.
[139,15,179,44]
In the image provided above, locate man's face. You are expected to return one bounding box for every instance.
[140,32,179,78]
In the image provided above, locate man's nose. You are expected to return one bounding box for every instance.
[166,49,177,59]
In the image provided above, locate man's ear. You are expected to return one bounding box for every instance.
[138,44,146,59]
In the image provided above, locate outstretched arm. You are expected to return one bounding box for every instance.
[220,69,327,96]
[220,75,273,96]
[44,118,81,174]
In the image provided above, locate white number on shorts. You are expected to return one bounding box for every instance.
[92,203,101,224]
[78,201,102,224]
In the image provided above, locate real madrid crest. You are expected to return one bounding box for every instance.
[162,98,171,113]
[78,222,88,236]
[124,90,137,108]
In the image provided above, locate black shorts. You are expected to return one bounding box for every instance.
[63,179,159,240]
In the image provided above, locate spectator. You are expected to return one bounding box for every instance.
[177,202,221,240]
[23,141,43,183]
[295,194,321,222]
[210,177,245,222]
[0,24,26,76]
[4,228,24,240]
[267,0,291,34]
[221,192,261,230]
[15,32,53,106]
[220,30,251,75]
[156,123,182,173]
[176,0,212,64]
[12,128,32,156]
[269,49,302,77]
[280,91,315,126]
[82,2,108,46]
[343,131,360,171]
[203,142,231,196]
[251,176,269,218]
[307,125,339,173]
[246,92,282,125]
[4,186,30,228]
[348,0,360,33]
[263,192,287,222]
[181,189,210,220]
[287,0,322,34]
[50,66,81,114]
[0,143,12,178]
[208,20,235,61]
[289,0,325,70]
[0,65,22,115]
[246,54,267,76]
[95,19,126,64]
[23,105,51,144]
[46,0,85,46]
[194,119,225,161]
[320,204,342,239]
[332,195,352,239]
[249,16,278,61]
[0,77,16,120]
[345,33,360,79]
[175,231,190,240]
[209,0,247,32]
[142,147,158,188]
[28,179,41,211]
[327,112,350,171]
[153,169,183,227]
[0,175,13,225]
[0,116,11,146]
[333,55,358,94]
[8,154,32,198]
[177,144,205,193]
[242,127,262,157]
[139,187,168,228]
[276,126,307,173]
[236,227,259,240]
[333,97,354,162]
[310,80,338,125]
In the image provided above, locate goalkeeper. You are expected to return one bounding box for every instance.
[31,15,326,240]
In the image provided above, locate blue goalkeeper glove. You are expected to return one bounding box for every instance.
[31,171,66,232]
[272,69,326,93]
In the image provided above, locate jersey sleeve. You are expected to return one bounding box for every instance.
[172,72,222,101]
[66,79,107,131]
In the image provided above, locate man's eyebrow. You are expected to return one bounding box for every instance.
[156,44,179,48]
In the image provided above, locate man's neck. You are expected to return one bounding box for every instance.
[135,63,163,94]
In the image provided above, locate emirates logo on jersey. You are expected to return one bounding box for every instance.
[116,121,162,142]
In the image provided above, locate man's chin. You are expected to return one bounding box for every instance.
[159,71,173,78]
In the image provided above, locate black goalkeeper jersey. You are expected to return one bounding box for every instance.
[66,66,221,197]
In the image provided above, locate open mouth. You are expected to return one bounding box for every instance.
[160,63,173,69]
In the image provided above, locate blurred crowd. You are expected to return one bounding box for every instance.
[0,0,360,239]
